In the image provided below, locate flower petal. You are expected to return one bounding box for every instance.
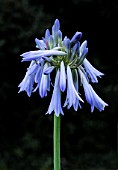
[21,49,66,61]
[59,61,66,92]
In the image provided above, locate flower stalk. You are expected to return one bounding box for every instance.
[54,114,60,170]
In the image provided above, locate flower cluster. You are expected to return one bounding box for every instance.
[18,19,108,116]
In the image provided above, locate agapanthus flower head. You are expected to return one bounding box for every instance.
[18,19,108,116]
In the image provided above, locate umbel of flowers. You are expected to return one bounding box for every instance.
[18,19,108,116]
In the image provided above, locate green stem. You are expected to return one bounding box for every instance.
[54,114,60,170]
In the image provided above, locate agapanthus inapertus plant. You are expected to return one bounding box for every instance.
[18,19,108,170]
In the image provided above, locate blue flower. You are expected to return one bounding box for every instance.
[18,19,108,116]
[83,58,104,83]
[79,69,108,112]
[72,69,82,111]
[39,63,50,98]
[18,61,39,96]
[59,61,66,92]
[64,65,84,110]
[70,31,82,44]
[46,70,64,117]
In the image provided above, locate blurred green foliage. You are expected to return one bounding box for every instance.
[0,0,118,169]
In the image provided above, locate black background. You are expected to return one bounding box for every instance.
[0,0,118,169]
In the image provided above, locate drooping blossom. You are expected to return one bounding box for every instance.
[18,19,108,116]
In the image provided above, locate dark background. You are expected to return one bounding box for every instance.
[0,0,118,169]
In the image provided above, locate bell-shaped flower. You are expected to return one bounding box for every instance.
[70,31,82,44]
[34,63,43,83]
[33,62,44,92]
[45,29,50,40]
[46,70,64,117]
[83,58,104,83]
[39,74,48,97]
[59,61,66,92]
[18,63,38,96]
[48,35,54,49]
[64,65,84,109]
[52,19,60,35]
[77,40,88,66]
[72,69,82,111]
[58,30,62,45]
[18,73,33,97]
[39,63,51,98]
[70,42,80,60]
[39,74,50,98]
[52,19,60,46]
[63,37,70,50]
[79,40,88,56]
[63,37,71,57]
[35,38,46,50]
[79,69,108,112]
